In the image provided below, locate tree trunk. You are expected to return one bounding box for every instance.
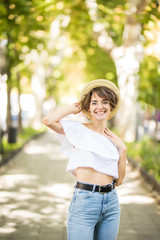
[86,0,146,141]
[5,0,14,137]
[30,51,46,129]
[6,72,12,132]
[111,15,143,141]
[17,72,22,133]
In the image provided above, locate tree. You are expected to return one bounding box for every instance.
[1,0,159,142]
[61,0,160,141]
[0,0,56,134]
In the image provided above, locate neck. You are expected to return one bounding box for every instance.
[90,119,108,134]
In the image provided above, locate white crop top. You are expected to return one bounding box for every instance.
[57,120,120,179]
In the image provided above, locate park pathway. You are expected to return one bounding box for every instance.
[0,130,160,240]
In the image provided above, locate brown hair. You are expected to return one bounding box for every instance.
[81,86,118,112]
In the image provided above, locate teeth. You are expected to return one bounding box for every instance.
[96,111,106,114]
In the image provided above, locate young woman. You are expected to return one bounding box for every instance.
[43,79,127,240]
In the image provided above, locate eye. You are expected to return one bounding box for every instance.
[91,102,97,105]
[103,101,109,104]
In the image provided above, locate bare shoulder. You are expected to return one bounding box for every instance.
[81,123,98,133]
[81,123,91,128]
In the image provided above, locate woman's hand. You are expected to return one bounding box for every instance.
[42,103,81,134]
[71,102,82,115]
[104,128,127,186]
[104,128,127,154]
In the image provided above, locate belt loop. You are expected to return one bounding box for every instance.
[92,184,96,193]
[112,179,115,190]
[111,183,113,191]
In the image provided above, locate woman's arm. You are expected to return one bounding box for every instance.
[116,148,127,186]
[104,128,127,186]
[42,103,81,134]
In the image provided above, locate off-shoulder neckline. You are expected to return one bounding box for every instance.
[79,122,108,139]
[78,122,118,151]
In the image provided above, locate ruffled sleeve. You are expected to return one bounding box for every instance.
[57,120,120,160]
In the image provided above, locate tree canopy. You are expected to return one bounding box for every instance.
[0,0,160,139]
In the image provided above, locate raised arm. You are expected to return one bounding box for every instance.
[42,103,81,134]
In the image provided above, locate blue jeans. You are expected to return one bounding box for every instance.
[67,183,121,240]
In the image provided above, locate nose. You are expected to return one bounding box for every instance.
[97,102,103,109]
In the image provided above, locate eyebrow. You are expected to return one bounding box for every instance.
[91,99,108,102]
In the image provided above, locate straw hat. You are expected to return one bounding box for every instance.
[80,79,120,120]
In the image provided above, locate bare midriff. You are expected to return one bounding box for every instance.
[76,167,114,185]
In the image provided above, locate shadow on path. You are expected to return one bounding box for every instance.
[0,131,75,240]
[0,130,160,240]
[117,166,160,240]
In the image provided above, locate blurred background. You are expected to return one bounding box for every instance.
[0,0,160,183]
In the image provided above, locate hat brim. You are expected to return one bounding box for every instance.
[80,79,120,120]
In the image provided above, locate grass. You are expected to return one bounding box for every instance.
[126,136,160,183]
[2,126,46,156]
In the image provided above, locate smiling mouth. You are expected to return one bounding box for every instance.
[95,110,107,114]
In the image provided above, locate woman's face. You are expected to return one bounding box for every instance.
[88,92,111,120]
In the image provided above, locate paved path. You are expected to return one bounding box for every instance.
[0,130,160,240]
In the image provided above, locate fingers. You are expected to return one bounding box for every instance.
[74,102,81,112]
[104,128,116,140]
[77,105,81,110]
[75,102,81,108]
[105,128,117,137]
[105,127,111,132]
[104,128,112,135]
